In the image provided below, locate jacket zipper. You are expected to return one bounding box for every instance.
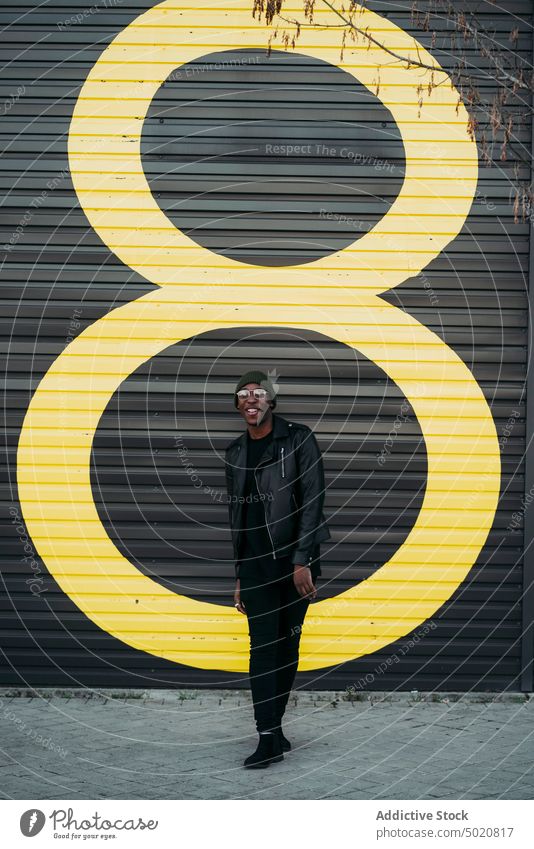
[254,464,276,560]
[281,446,285,478]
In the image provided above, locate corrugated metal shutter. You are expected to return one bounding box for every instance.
[1,0,531,689]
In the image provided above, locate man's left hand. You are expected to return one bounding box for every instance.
[293,565,317,600]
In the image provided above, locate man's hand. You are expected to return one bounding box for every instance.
[293,565,317,600]
[234,578,246,614]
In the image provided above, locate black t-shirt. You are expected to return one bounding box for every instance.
[239,429,274,570]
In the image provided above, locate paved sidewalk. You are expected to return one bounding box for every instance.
[0,689,533,800]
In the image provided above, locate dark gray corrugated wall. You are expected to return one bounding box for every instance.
[1,0,532,689]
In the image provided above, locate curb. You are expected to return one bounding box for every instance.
[0,687,530,705]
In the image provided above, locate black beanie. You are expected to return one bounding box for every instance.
[234,369,277,409]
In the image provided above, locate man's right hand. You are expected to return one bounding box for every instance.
[234,578,246,614]
[293,564,317,599]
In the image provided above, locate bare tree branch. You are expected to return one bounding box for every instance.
[251,0,534,219]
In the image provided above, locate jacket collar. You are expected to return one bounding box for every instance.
[228,412,290,454]
[228,413,290,499]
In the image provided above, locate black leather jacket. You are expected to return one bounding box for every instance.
[224,413,331,578]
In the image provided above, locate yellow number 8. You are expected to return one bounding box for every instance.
[17,1,500,672]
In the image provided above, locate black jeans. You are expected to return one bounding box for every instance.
[239,563,310,733]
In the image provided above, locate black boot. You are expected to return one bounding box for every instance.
[244,732,284,769]
[276,728,291,752]
[273,720,291,752]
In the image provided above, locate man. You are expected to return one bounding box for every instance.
[224,369,331,769]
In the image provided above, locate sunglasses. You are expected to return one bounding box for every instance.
[236,389,269,401]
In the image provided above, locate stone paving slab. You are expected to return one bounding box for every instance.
[0,689,532,800]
